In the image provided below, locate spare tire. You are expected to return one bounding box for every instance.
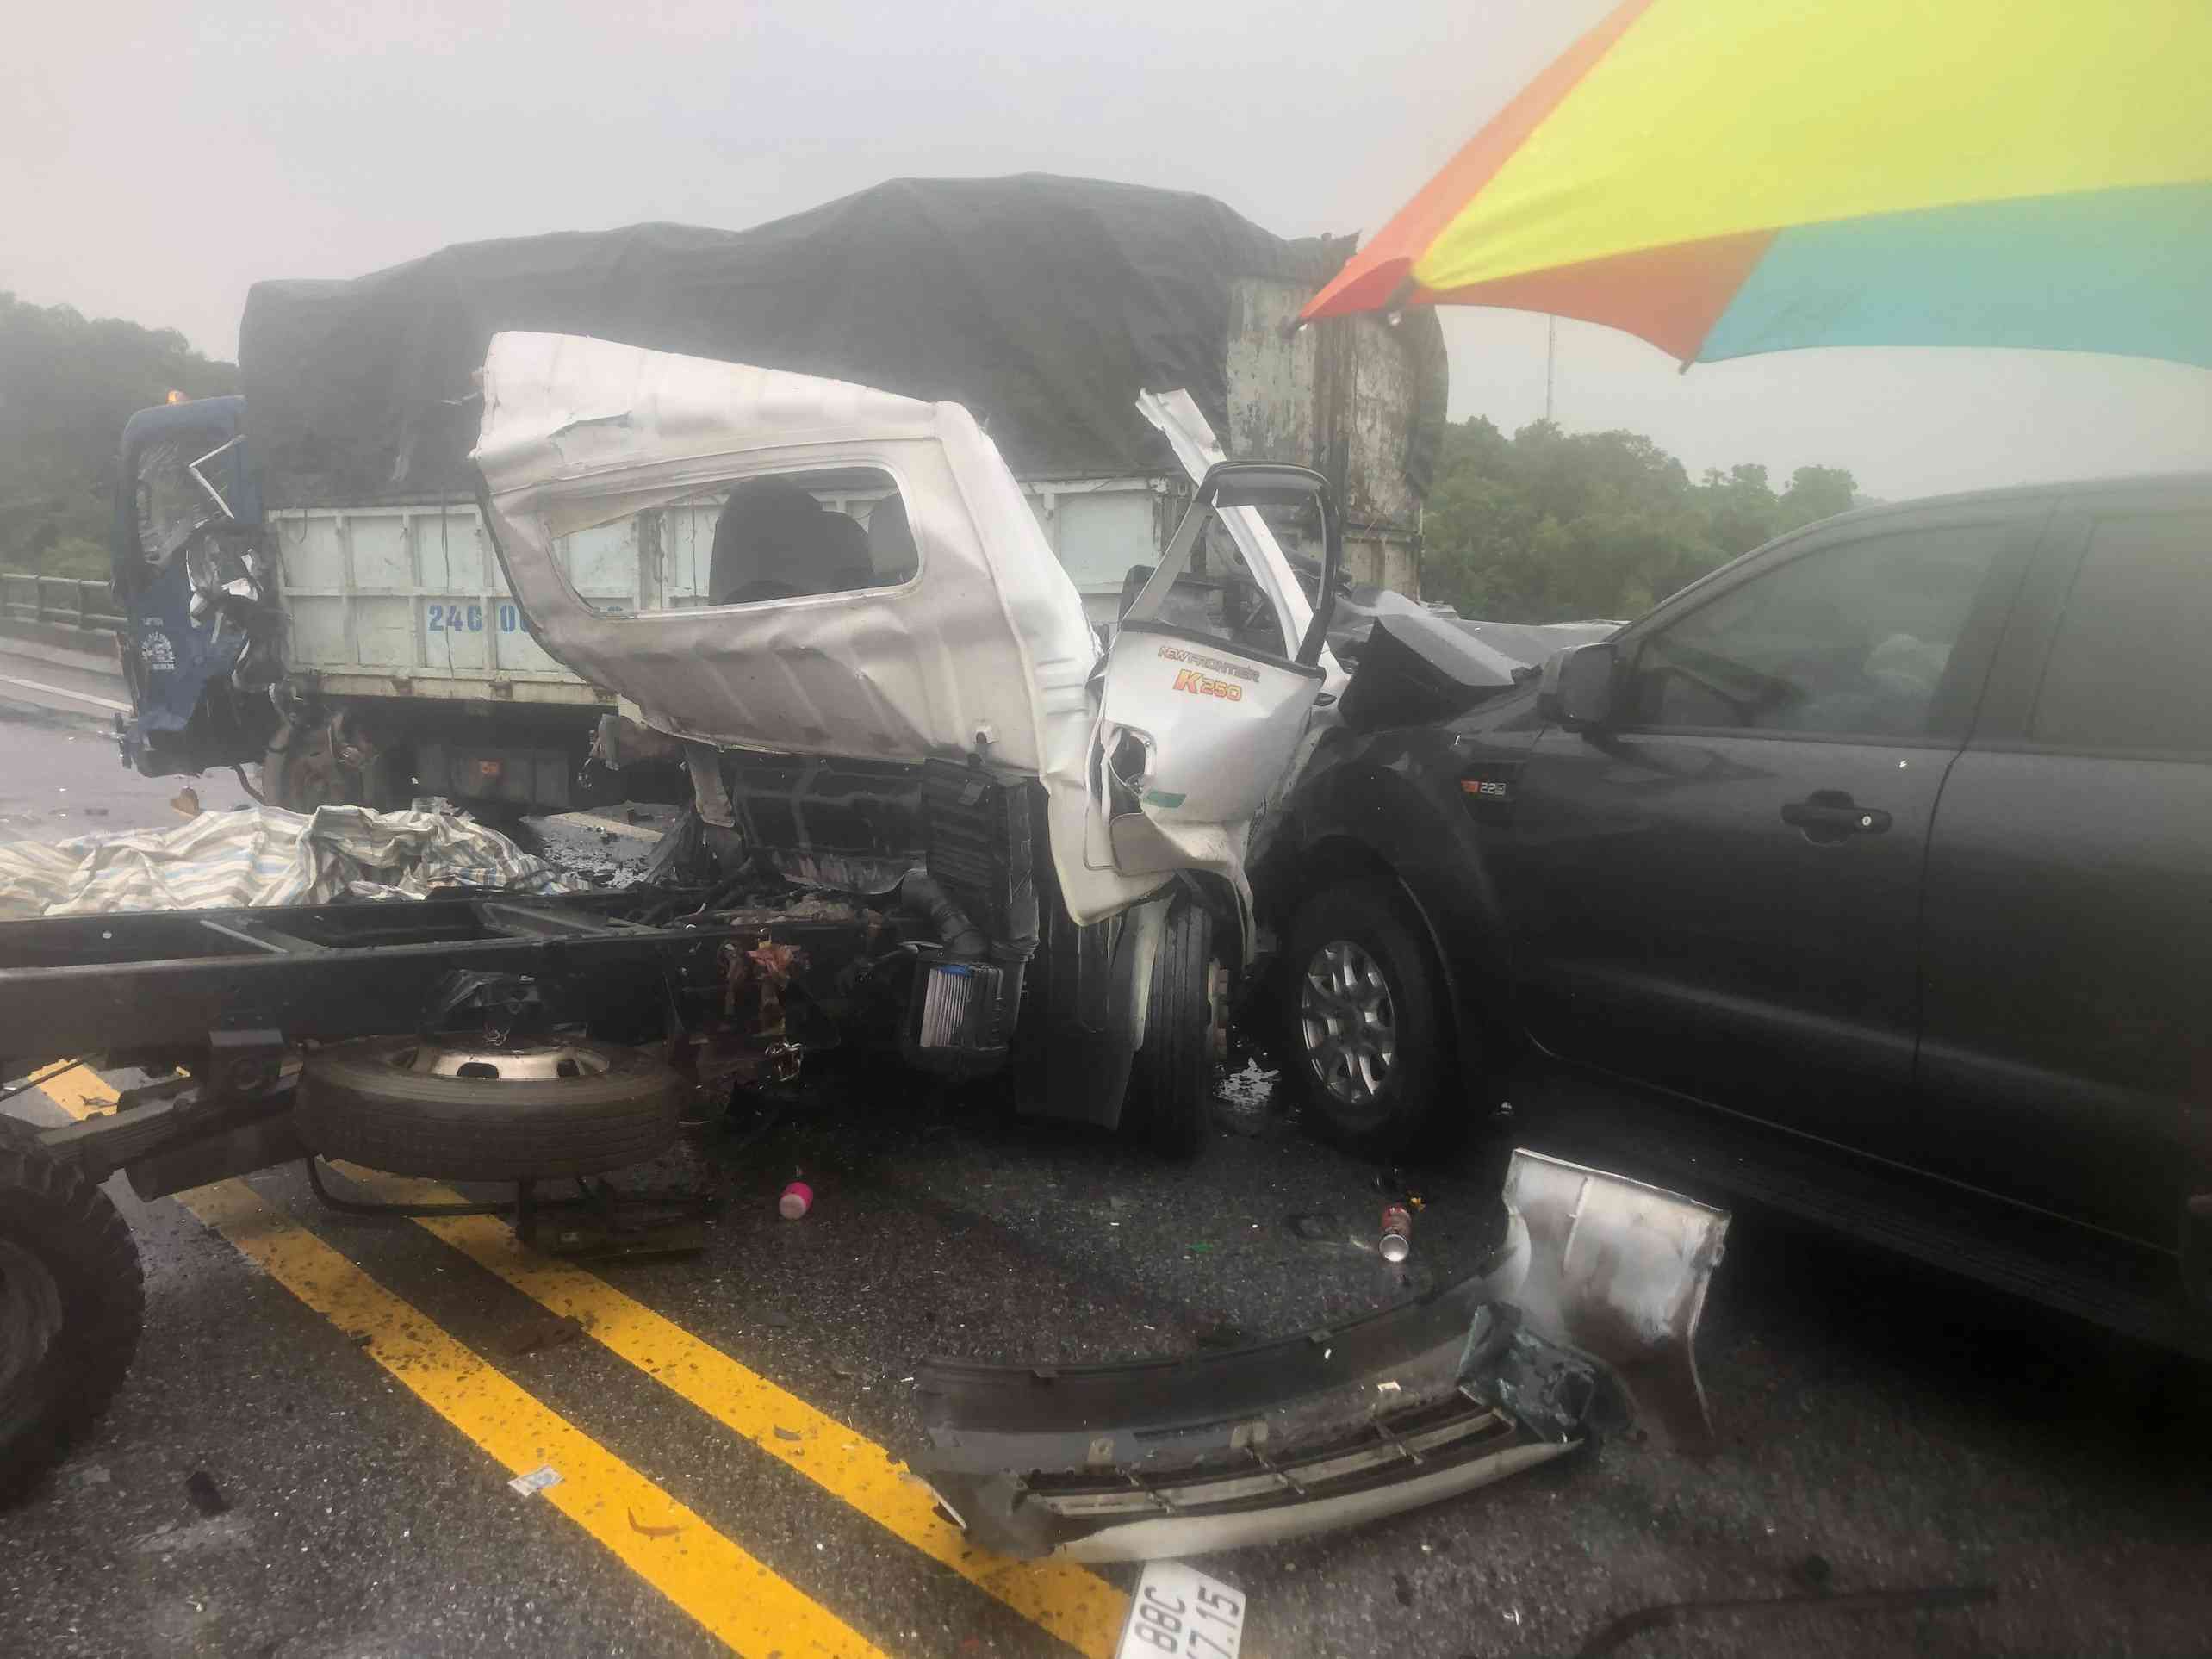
[295,1035,682,1181]
[0,1116,144,1506]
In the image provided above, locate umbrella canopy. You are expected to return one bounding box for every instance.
[1301,0,2212,369]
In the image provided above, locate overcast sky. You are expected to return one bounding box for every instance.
[7,0,2207,500]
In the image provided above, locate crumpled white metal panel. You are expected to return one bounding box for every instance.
[1502,1148,1731,1446]
[473,332,1159,925]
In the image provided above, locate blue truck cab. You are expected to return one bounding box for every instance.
[111,395,280,780]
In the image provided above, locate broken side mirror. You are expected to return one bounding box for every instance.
[1538,640,1618,729]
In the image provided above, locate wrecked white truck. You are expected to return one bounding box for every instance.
[115,176,1446,819]
[0,329,1360,1496]
[471,330,1351,1149]
[3,326,1728,1554]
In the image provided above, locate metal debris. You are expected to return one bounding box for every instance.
[627,1508,683,1538]
[506,1464,562,1499]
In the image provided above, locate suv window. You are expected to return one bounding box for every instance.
[1624,523,2004,738]
[2031,510,2212,755]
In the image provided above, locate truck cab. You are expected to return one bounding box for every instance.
[472,331,1343,1145]
[111,395,278,781]
[109,394,656,817]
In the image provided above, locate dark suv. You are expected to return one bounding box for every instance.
[1256,474,2212,1346]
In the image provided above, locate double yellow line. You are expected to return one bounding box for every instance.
[38,1066,1128,1657]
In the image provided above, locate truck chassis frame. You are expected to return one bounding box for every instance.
[3,888,767,1193]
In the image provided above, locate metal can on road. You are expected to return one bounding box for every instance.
[1379,1204,1413,1263]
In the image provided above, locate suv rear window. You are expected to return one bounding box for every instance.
[2032,510,2212,755]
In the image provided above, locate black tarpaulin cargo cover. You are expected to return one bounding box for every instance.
[241,174,1448,508]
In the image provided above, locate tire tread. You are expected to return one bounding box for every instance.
[295,1039,682,1180]
[0,1117,145,1506]
[1131,901,1215,1158]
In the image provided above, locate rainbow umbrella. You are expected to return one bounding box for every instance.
[1301,0,2212,369]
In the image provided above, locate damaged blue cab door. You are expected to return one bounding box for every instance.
[112,395,279,778]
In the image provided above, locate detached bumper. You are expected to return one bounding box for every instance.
[916,1248,1596,1562]
[914,1150,1728,1562]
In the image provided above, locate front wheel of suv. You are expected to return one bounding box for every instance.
[1281,881,1451,1156]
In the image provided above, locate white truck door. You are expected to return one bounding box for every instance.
[1092,464,1340,875]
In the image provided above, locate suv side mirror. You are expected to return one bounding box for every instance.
[1538,641,1618,728]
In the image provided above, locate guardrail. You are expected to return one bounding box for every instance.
[0,573,121,637]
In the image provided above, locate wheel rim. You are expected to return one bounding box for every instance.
[387,1039,615,1083]
[0,1237,65,1403]
[1298,939,1398,1109]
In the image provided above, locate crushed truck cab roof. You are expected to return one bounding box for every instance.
[475,331,1157,924]
[474,331,1339,929]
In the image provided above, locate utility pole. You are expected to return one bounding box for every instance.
[1545,314,1557,424]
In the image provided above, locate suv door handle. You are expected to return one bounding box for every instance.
[1781,791,1892,838]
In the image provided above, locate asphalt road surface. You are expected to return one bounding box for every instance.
[0,694,258,839]
[4,699,2210,1658]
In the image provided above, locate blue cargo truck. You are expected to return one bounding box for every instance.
[112,390,646,813]
[108,178,1443,817]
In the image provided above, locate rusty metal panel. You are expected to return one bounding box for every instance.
[1223,279,1433,598]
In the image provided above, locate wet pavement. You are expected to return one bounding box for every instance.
[0,692,672,882]
[0,696,259,837]
[4,698,2211,1657]
[9,1048,2212,1659]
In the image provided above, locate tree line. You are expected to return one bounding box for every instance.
[0,291,239,581]
[1420,416,1860,622]
[2,286,1858,617]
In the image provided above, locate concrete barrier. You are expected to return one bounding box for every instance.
[0,573,121,642]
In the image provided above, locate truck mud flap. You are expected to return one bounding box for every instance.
[914,1152,1729,1562]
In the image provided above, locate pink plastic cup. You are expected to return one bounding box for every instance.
[779,1181,813,1221]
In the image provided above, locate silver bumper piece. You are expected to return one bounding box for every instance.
[915,1149,1729,1561]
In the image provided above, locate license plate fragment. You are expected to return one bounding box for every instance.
[1116,1560,1246,1658]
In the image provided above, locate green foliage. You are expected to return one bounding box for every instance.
[1422,419,1858,623]
[0,291,239,577]
[39,537,113,581]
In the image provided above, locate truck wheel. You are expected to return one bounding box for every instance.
[1126,899,1218,1158]
[0,1117,144,1506]
[1283,881,1451,1156]
[295,1035,683,1181]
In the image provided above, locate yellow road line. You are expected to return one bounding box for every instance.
[332,1162,1132,1657]
[41,1067,890,1659]
[40,1064,124,1119]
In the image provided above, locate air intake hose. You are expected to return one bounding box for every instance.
[900,871,987,960]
